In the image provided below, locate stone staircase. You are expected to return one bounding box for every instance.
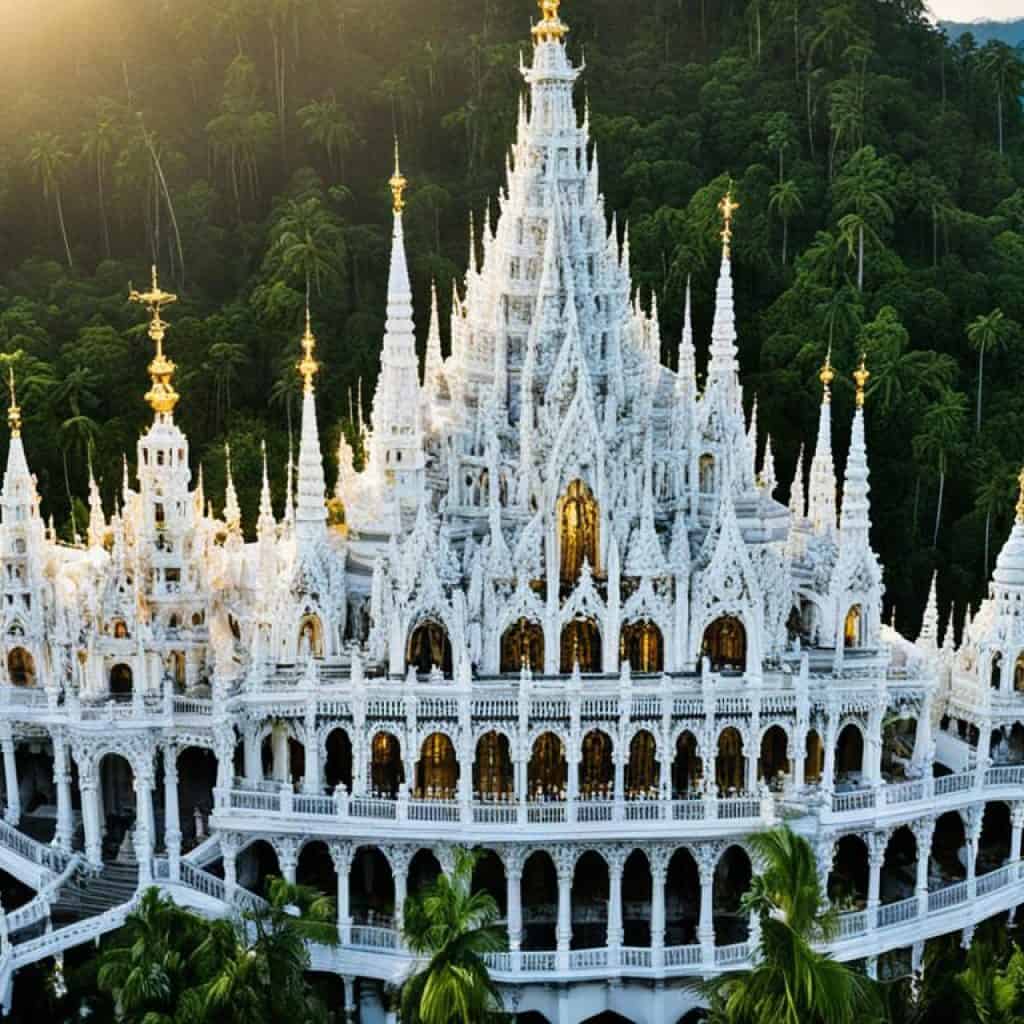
[51,861,139,924]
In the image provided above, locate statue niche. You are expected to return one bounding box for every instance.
[559,479,599,586]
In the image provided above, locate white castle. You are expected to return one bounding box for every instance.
[0,3,1021,1022]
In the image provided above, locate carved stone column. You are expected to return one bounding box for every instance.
[505,847,525,955]
[330,841,354,944]
[607,847,625,957]
[913,817,935,919]
[696,843,717,967]
[52,731,73,853]
[276,836,299,885]
[556,846,574,969]
[163,742,181,880]
[1,736,19,825]
[649,847,668,970]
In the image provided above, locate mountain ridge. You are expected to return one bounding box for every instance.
[940,17,1024,46]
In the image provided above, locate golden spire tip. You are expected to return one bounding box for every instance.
[298,305,320,395]
[7,368,20,438]
[819,346,835,403]
[718,184,740,257]
[854,352,870,409]
[1017,467,1024,525]
[389,139,407,214]
[129,265,179,416]
[533,0,568,44]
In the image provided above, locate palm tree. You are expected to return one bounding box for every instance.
[297,92,357,177]
[954,933,1024,1022]
[913,389,968,547]
[81,104,119,260]
[97,888,209,1023]
[205,340,248,427]
[269,195,345,297]
[26,131,74,270]
[54,365,101,540]
[967,308,1017,433]
[204,876,337,1023]
[977,41,1024,156]
[399,847,506,1024]
[764,112,797,184]
[973,453,1019,580]
[697,826,881,1024]
[768,179,803,265]
[816,284,862,351]
[833,146,895,291]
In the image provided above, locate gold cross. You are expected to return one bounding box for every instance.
[718,189,740,253]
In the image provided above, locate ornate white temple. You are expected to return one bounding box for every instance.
[0,3,1021,1022]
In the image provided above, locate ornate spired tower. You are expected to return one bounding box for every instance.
[366,146,425,510]
[295,307,327,544]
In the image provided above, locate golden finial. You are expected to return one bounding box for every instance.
[129,265,179,416]
[718,186,740,257]
[297,303,320,395]
[7,369,21,438]
[389,139,407,215]
[532,0,569,44]
[819,347,836,404]
[854,353,870,409]
[1017,467,1024,525]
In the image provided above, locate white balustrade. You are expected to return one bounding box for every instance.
[569,948,609,969]
[713,942,751,966]
[928,881,968,913]
[349,925,399,950]
[876,896,918,929]
[837,910,869,939]
[663,944,702,967]
[977,864,1013,898]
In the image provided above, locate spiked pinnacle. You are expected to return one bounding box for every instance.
[718,186,739,257]
[1017,467,1024,525]
[129,265,179,416]
[854,353,870,409]
[820,347,836,404]
[389,139,407,214]
[533,0,569,44]
[297,303,320,396]
[6,370,20,438]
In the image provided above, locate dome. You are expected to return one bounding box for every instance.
[994,481,1024,588]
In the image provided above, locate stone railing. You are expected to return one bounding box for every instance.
[0,818,73,874]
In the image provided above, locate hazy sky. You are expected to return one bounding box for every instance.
[928,0,1024,18]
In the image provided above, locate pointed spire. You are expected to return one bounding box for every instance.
[122,454,130,502]
[389,137,407,214]
[87,466,105,548]
[919,572,939,648]
[193,463,205,519]
[128,265,179,418]
[258,440,275,534]
[223,443,241,533]
[532,0,569,45]
[423,280,444,395]
[708,190,740,384]
[1,369,37,529]
[294,311,326,540]
[747,397,759,475]
[839,356,875,553]
[789,445,806,520]
[762,435,777,498]
[284,437,295,526]
[468,209,478,276]
[808,352,838,535]
[7,370,20,439]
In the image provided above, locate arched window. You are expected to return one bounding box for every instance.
[626,730,659,797]
[672,731,702,797]
[702,616,747,671]
[112,620,129,639]
[474,732,513,800]
[620,621,663,673]
[716,728,746,793]
[804,730,824,784]
[528,732,567,799]
[560,619,602,673]
[559,480,599,585]
[1015,653,1024,693]
[110,663,133,698]
[500,619,544,674]
[579,730,613,798]
[992,652,1004,690]
[844,605,862,648]
[298,614,324,659]
[416,733,458,799]
[7,647,34,687]
[699,455,715,495]
[407,621,453,676]
[370,732,404,797]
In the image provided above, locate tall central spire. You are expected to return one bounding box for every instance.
[808,351,838,536]
[129,266,179,418]
[294,303,327,540]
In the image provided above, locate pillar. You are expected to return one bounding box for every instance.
[867,841,884,931]
[914,821,934,920]
[608,856,624,955]
[52,734,73,853]
[163,745,181,880]
[272,726,289,784]
[331,842,353,944]
[507,864,523,954]
[133,768,154,883]
[342,975,357,1024]
[650,862,666,968]
[822,722,837,793]
[613,756,625,803]
[698,849,715,964]
[303,709,320,794]
[556,856,573,968]
[1012,806,1024,869]
[2,738,19,825]
[793,729,806,790]
[80,778,102,866]
[278,841,297,885]
[392,849,410,936]
[244,730,260,782]
[222,837,238,897]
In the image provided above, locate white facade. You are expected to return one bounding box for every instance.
[0,5,1021,1022]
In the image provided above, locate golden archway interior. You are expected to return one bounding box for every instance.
[626,731,659,796]
[371,732,404,797]
[7,647,34,687]
[416,732,458,798]
[407,621,453,675]
[579,730,614,797]
[716,727,745,793]
[759,726,790,783]
[673,732,702,796]
[1016,653,1024,693]
[702,616,746,671]
[501,619,544,673]
[844,605,862,648]
[475,731,513,800]
[620,620,664,673]
[559,479,600,585]
[298,614,324,657]
[804,730,824,784]
[560,619,602,673]
[529,732,567,798]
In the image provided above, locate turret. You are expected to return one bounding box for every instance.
[808,352,838,536]
[294,306,327,543]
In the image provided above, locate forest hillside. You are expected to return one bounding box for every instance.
[0,0,1023,638]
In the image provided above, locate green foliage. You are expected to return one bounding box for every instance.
[1,0,1024,632]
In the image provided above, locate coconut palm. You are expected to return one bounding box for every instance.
[768,179,803,265]
[399,847,506,1024]
[269,195,345,297]
[833,146,895,291]
[913,389,968,548]
[967,308,1017,433]
[81,103,119,260]
[976,41,1024,156]
[26,131,74,270]
[297,92,357,177]
[973,453,1020,580]
[697,826,881,1024]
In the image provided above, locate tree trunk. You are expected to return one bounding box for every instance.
[54,186,73,270]
[985,507,992,578]
[932,207,938,268]
[997,90,1004,156]
[97,153,111,260]
[913,475,921,536]
[63,449,76,540]
[782,218,789,265]
[933,470,945,548]
[976,346,985,434]
[857,224,864,291]
[143,130,185,289]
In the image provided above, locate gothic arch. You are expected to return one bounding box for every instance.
[500,618,545,673]
[620,619,664,673]
[7,647,34,687]
[407,619,453,676]
[557,478,600,585]
[701,614,748,672]
[560,618,602,673]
